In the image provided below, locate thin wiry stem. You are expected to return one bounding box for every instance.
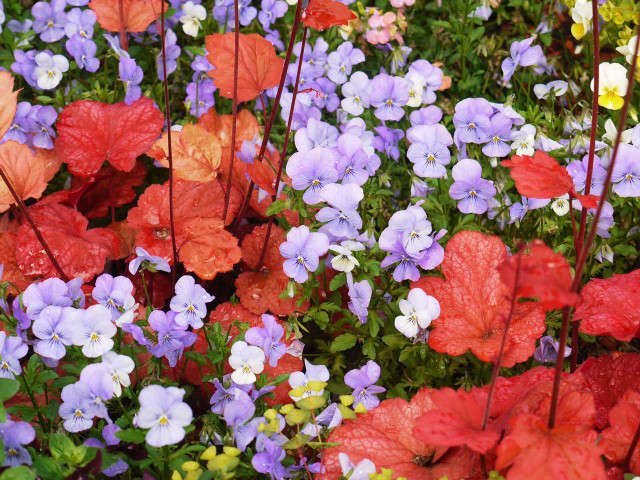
[117,0,128,52]
[0,166,68,281]
[257,26,308,270]
[231,1,305,234]
[571,0,600,372]
[159,4,178,285]
[222,0,240,223]
[549,13,640,429]
[623,421,640,472]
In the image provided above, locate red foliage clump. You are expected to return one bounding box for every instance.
[89,0,166,33]
[412,231,545,367]
[303,0,357,31]
[601,390,640,474]
[575,270,640,342]
[55,97,164,177]
[0,232,36,294]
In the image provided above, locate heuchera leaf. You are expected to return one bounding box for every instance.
[498,240,579,311]
[197,109,260,148]
[577,353,640,429]
[412,231,546,367]
[55,97,164,177]
[0,141,47,212]
[149,124,222,183]
[495,413,606,480]
[601,390,640,474]
[89,0,167,33]
[0,232,35,294]
[0,71,18,140]
[15,203,120,282]
[575,270,640,341]
[34,147,63,183]
[303,0,357,31]
[319,389,480,480]
[412,387,500,453]
[501,151,598,208]
[106,220,137,260]
[205,33,284,102]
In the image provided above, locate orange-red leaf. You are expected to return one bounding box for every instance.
[575,270,640,342]
[412,231,546,367]
[413,387,500,453]
[205,33,283,103]
[55,97,164,177]
[0,71,19,140]
[495,414,605,480]
[601,390,640,474]
[15,203,120,282]
[303,0,357,31]
[501,151,574,199]
[89,0,167,33]
[0,141,47,212]
[0,232,35,294]
[498,240,579,311]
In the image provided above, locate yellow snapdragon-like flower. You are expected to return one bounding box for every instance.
[591,62,629,110]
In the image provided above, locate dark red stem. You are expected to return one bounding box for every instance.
[222,0,240,223]
[231,1,305,235]
[117,0,128,52]
[257,27,308,270]
[159,4,178,285]
[0,167,68,281]
[623,421,640,471]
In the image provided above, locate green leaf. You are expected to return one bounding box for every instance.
[296,395,326,411]
[184,351,210,366]
[281,433,310,450]
[382,334,406,348]
[114,429,147,444]
[0,378,20,402]
[0,466,36,480]
[265,199,286,216]
[614,243,637,256]
[49,434,86,465]
[267,373,290,386]
[32,457,66,480]
[337,403,357,420]
[331,333,357,352]
[329,273,347,291]
[362,338,376,359]
[44,400,60,421]
[0,436,4,466]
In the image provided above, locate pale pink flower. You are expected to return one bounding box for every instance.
[366,11,396,45]
[390,0,415,7]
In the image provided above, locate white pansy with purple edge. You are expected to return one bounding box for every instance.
[135,385,193,448]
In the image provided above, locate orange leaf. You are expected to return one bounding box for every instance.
[0,232,35,294]
[205,33,284,103]
[151,124,222,182]
[303,0,357,31]
[0,71,19,140]
[0,141,47,212]
[89,0,167,33]
[33,147,63,183]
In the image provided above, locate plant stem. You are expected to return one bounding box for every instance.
[159,3,178,286]
[20,374,47,431]
[222,0,241,223]
[257,26,308,270]
[117,0,128,52]
[624,422,640,472]
[0,167,68,281]
[140,270,153,308]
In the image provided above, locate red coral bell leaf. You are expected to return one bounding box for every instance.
[0,72,19,140]
[89,0,167,33]
[413,387,500,454]
[55,97,164,177]
[0,141,47,212]
[575,270,640,342]
[319,388,481,480]
[498,240,579,311]
[495,413,606,480]
[15,203,120,282]
[412,231,546,367]
[0,232,36,294]
[601,390,640,474]
[210,302,261,340]
[303,0,357,31]
[577,353,640,429]
[205,33,284,103]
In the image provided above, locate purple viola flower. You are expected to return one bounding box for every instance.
[341,71,371,116]
[11,50,38,88]
[22,278,73,320]
[373,125,404,161]
[407,60,443,104]
[300,403,342,438]
[286,61,318,90]
[237,135,259,164]
[0,417,35,467]
[210,377,252,414]
[370,74,409,121]
[27,105,57,149]
[92,274,134,320]
[280,91,321,130]
[135,385,193,447]
[286,147,339,204]
[480,112,513,157]
[279,226,330,283]
[129,246,171,274]
[612,144,640,197]
[12,297,31,341]
[66,35,100,72]
[32,0,66,43]
[336,134,369,185]
[252,437,286,480]
[346,275,371,324]
[295,38,329,77]
[289,360,330,401]
[149,310,197,367]
[534,335,571,363]
[502,37,544,82]
[186,78,216,117]
[0,332,28,379]
[66,277,85,308]
[379,204,433,257]
[308,77,340,112]
[264,26,284,51]
[156,29,181,80]
[316,183,364,239]
[407,125,453,178]
[67,0,90,5]
[80,363,115,420]
[32,306,80,361]
[327,42,365,84]
[258,0,287,30]
[170,275,215,329]
[246,314,286,367]
[64,7,97,39]
[119,57,143,105]
[2,102,32,144]
[345,361,386,411]
[59,381,97,432]
[294,118,339,153]
[449,159,496,214]
[213,0,257,27]
[380,230,446,282]
[410,105,443,127]
[453,98,493,144]
[567,154,607,195]
[509,196,550,224]
[224,397,258,451]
